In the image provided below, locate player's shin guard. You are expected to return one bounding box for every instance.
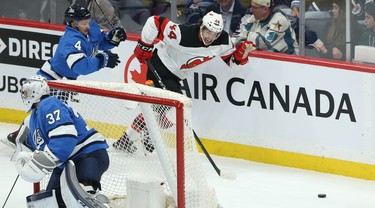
[112,132,137,153]
[140,129,154,153]
[113,113,155,153]
[60,160,110,208]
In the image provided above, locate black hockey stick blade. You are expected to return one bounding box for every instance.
[193,131,236,180]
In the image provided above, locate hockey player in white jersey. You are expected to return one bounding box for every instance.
[13,75,110,207]
[4,4,126,149]
[113,11,256,152]
[235,0,299,54]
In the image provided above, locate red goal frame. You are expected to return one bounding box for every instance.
[34,81,186,208]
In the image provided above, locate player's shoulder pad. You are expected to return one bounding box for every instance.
[269,12,291,33]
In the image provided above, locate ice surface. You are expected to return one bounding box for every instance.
[1,122,375,208]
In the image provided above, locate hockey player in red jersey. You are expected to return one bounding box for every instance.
[113,11,255,153]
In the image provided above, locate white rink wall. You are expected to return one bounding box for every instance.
[1,18,375,180]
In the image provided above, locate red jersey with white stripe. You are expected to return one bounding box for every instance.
[141,16,236,79]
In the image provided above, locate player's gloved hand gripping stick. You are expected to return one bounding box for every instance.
[233,40,256,65]
[134,40,154,63]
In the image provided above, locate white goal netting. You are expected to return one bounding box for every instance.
[40,80,219,208]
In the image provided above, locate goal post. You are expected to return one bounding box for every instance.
[36,80,219,208]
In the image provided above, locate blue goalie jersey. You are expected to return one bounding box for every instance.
[37,20,114,80]
[25,96,109,167]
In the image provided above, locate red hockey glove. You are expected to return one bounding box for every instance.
[232,41,256,65]
[134,39,154,63]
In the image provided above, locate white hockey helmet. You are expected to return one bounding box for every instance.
[20,75,50,113]
[202,11,224,33]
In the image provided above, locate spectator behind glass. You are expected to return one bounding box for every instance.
[70,0,122,30]
[274,0,292,7]
[205,0,247,36]
[186,0,215,8]
[306,0,331,11]
[322,1,361,60]
[290,0,328,53]
[236,0,299,54]
[359,2,375,46]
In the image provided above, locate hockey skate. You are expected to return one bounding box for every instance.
[112,132,137,153]
[1,129,18,149]
[81,185,110,208]
[156,111,174,129]
[140,129,155,153]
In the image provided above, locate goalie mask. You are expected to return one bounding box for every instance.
[20,75,50,113]
[200,11,224,46]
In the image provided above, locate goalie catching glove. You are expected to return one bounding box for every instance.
[15,146,60,183]
[105,27,127,46]
[134,39,154,63]
[96,50,120,68]
[232,40,256,65]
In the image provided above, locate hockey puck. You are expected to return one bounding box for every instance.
[318,193,326,198]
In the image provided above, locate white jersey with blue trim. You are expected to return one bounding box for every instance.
[236,12,299,55]
[25,96,109,167]
[37,20,114,80]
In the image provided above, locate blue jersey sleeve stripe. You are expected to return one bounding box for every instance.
[67,53,86,69]
[49,134,78,139]
[76,130,99,145]
[48,124,77,138]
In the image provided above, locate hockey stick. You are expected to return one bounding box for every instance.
[93,0,115,28]
[193,131,236,180]
[145,60,167,90]
[145,60,236,180]
[2,175,19,208]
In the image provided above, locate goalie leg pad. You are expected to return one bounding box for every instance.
[26,190,59,208]
[60,160,110,208]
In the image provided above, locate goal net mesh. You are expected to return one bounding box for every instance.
[40,80,218,208]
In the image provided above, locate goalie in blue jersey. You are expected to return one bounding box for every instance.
[13,75,110,207]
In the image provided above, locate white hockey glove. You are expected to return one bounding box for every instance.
[15,148,59,183]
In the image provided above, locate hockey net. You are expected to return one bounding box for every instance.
[38,80,219,208]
